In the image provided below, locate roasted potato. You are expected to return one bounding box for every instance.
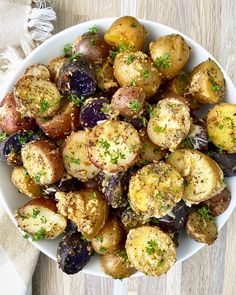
[211,151,236,177]
[104,16,147,51]
[91,216,125,254]
[55,188,109,240]
[62,130,100,181]
[23,63,51,80]
[111,86,146,118]
[15,197,67,239]
[36,101,80,139]
[202,187,231,216]
[186,59,225,104]
[0,93,35,134]
[57,232,93,274]
[129,162,184,218]
[120,206,150,232]
[72,32,110,64]
[207,103,236,153]
[15,75,61,118]
[165,71,190,96]
[57,57,97,97]
[186,211,217,245]
[11,166,42,198]
[21,140,64,185]
[126,226,176,276]
[147,97,191,151]
[114,51,161,99]
[167,149,225,205]
[101,250,136,279]
[150,34,190,80]
[48,56,67,82]
[87,120,141,173]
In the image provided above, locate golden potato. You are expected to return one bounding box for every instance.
[207,103,236,153]
[104,16,147,51]
[150,34,190,79]
[114,51,161,98]
[186,59,225,104]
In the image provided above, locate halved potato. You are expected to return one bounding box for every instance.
[186,59,225,104]
[14,75,61,118]
[167,149,225,205]
[23,64,51,80]
[56,189,109,240]
[129,162,184,218]
[126,226,176,276]
[15,197,67,239]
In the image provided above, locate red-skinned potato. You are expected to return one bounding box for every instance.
[36,101,81,139]
[0,92,35,134]
[15,197,67,239]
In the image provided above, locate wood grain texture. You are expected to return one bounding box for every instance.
[32,1,236,294]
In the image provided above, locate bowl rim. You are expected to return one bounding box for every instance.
[0,17,235,277]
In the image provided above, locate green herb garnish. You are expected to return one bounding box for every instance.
[40,217,47,224]
[126,54,135,65]
[155,53,172,69]
[101,103,110,114]
[99,139,110,150]
[109,50,118,59]
[182,137,194,149]
[91,191,97,199]
[0,133,7,141]
[33,175,41,183]
[142,69,150,79]
[130,79,136,86]
[39,100,50,113]
[212,84,221,91]
[69,52,82,61]
[89,25,98,34]
[95,236,103,243]
[129,100,141,112]
[161,204,170,211]
[155,192,162,200]
[146,240,157,254]
[153,125,166,133]
[198,206,214,221]
[32,228,46,241]
[65,155,81,165]
[32,208,40,219]
[99,246,107,254]
[117,250,128,261]
[63,43,72,56]
[68,94,85,107]
[90,38,96,45]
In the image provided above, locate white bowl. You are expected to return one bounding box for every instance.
[0,18,235,277]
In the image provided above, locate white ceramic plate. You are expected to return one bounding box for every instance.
[0,18,235,277]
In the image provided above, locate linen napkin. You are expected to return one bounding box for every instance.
[0,1,56,294]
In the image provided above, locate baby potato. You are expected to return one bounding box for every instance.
[207,103,236,153]
[11,166,42,198]
[114,51,161,99]
[91,216,125,254]
[111,86,146,118]
[186,212,217,245]
[186,59,225,104]
[56,189,109,240]
[48,56,67,83]
[104,16,147,51]
[101,250,136,279]
[23,64,51,80]
[150,34,190,80]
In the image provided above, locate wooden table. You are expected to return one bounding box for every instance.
[32,1,236,294]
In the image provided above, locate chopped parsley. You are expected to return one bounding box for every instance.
[142,69,150,79]
[69,52,82,61]
[147,105,156,118]
[65,155,81,165]
[126,54,135,65]
[153,125,166,133]
[91,191,97,199]
[90,38,96,46]
[99,139,110,150]
[155,192,162,200]
[198,206,214,221]
[89,25,98,34]
[146,239,157,254]
[182,137,194,149]
[68,94,86,107]
[32,228,46,241]
[19,213,29,221]
[39,100,50,113]
[18,136,27,145]
[212,84,221,91]
[155,53,172,69]
[232,137,236,144]
[129,100,141,112]
[118,43,134,52]
[33,175,41,183]
[130,79,136,86]
[40,217,47,224]
[161,204,170,211]
[0,133,7,141]
[81,235,87,242]
[23,233,29,239]
[207,150,215,157]
[117,250,128,261]
[23,169,29,177]
[32,208,40,219]
[101,103,110,114]
[109,50,118,59]
[63,43,72,56]
[110,149,126,164]
[142,117,148,127]
[95,236,103,243]
[99,246,107,254]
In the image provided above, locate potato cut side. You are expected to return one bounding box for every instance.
[24,64,51,80]
[63,130,100,181]
[21,140,64,185]
[47,56,67,82]
[129,162,184,218]
[207,103,236,153]
[15,75,61,118]
[147,98,191,151]
[15,197,67,239]
[167,149,225,205]
[87,120,141,173]
[126,226,176,276]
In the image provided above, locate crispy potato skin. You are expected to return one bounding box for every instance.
[0,93,35,134]
[207,103,236,153]
[48,56,67,82]
[104,16,147,51]
[36,101,81,139]
[91,216,125,254]
[23,64,51,80]
[56,189,109,240]
[126,226,176,276]
[101,251,136,279]
[186,59,225,104]
[150,34,190,80]
[111,86,146,118]
[114,51,161,99]
[186,212,217,245]
[202,187,231,216]
[11,166,42,198]
[21,140,64,185]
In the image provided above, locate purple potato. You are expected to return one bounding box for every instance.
[80,97,110,128]
[43,178,83,197]
[122,116,145,130]
[57,57,97,97]
[158,200,187,233]
[64,220,78,234]
[57,232,93,274]
[211,152,236,177]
